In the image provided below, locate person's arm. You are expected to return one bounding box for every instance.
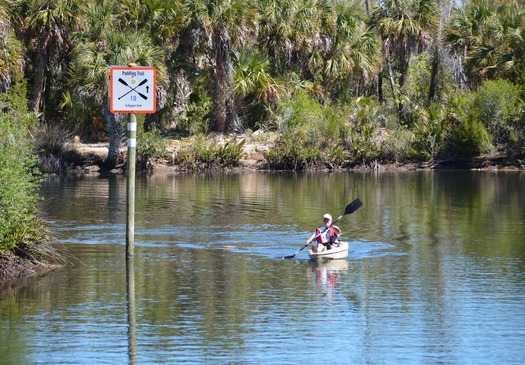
[305,232,316,246]
[332,225,341,240]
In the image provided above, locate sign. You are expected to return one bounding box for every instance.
[109,66,156,113]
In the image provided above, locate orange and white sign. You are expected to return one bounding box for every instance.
[109,66,156,113]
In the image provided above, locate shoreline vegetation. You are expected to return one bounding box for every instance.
[68,133,524,175]
[1,0,525,283]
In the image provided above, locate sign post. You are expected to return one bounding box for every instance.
[109,65,156,259]
[126,113,137,259]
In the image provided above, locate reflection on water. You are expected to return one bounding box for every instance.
[126,259,137,365]
[307,260,349,304]
[1,171,525,364]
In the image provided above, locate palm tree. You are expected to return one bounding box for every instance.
[117,0,184,51]
[370,0,439,117]
[309,2,380,98]
[258,0,334,78]
[444,0,524,89]
[69,0,166,168]
[116,0,186,131]
[0,2,25,92]
[428,0,456,101]
[15,0,79,113]
[184,0,257,133]
[234,49,282,128]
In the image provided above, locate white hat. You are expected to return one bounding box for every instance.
[323,213,332,220]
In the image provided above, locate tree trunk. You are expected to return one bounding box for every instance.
[225,50,241,133]
[428,45,440,101]
[398,38,409,89]
[171,69,192,128]
[29,35,51,112]
[429,0,451,102]
[212,25,228,133]
[212,24,241,133]
[104,107,125,168]
[385,56,404,121]
[386,57,396,96]
[377,70,383,103]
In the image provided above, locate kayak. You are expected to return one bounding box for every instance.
[308,241,349,261]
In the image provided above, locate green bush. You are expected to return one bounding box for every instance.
[472,80,523,146]
[137,127,167,162]
[178,135,245,170]
[277,94,325,131]
[381,127,414,162]
[448,117,493,157]
[342,98,382,163]
[34,124,74,156]
[268,96,346,170]
[0,91,51,255]
[409,103,450,161]
[184,97,213,135]
[439,92,493,158]
[266,131,322,170]
[213,138,246,167]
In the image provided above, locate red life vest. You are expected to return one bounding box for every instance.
[315,227,339,244]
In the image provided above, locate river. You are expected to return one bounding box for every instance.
[1,171,524,364]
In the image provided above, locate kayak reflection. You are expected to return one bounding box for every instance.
[306,260,349,302]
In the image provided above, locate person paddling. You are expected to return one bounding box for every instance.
[305,213,341,253]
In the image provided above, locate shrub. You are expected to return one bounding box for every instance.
[34,125,74,155]
[33,124,79,173]
[381,127,414,162]
[0,95,51,255]
[409,103,450,161]
[266,131,323,170]
[447,117,493,157]
[214,138,246,167]
[472,80,523,147]
[277,94,325,131]
[342,98,382,163]
[137,127,167,162]
[178,135,245,170]
[268,96,346,170]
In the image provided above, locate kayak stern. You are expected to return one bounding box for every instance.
[308,241,349,261]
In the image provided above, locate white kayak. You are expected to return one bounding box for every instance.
[308,241,349,261]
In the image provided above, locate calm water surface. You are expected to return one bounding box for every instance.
[1,171,524,364]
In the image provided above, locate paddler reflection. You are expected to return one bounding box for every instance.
[306,259,349,301]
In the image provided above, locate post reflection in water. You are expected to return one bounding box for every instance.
[126,259,137,365]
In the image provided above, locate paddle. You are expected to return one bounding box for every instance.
[282,198,363,259]
[118,78,148,100]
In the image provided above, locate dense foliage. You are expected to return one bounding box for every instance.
[0,83,51,255]
[0,0,523,170]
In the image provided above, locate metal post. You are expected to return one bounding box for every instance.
[126,113,137,259]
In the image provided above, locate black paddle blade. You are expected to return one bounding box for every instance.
[344,198,363,215]
[282,246,306,259]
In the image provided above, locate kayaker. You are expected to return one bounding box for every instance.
[305,213,341,253]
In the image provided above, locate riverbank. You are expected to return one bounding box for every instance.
[0,252,58,283]
[71,133,271,174]
[69,134,524,174]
